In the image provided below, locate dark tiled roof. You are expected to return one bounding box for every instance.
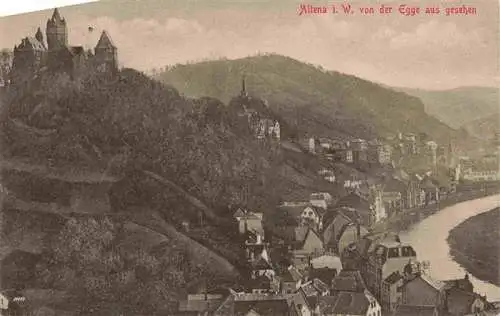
[281,266,303,283]
[309,267,336,286]
[68,46,85,56]
[277,203,309,218]
[393,305,437,316]
[318,292,370,315]
[233,299,290,316]
[95,30,117,49]
[248,276,272,290]
[252,257,273,271]
[442,275,473,292]
[331,270,367,293]
[446,288,484,314]
[335,192,370,212]
[384,271,403,285]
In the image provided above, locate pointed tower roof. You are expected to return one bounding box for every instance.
[50,8,64,22]
[240,75,248,98]
[95,30,116,49]
[35,27,44,44]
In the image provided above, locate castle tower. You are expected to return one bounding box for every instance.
[46,8,68,50]
[94,30,118,73]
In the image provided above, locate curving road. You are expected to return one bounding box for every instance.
[399,193,500,301]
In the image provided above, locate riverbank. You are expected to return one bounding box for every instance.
[447,208,500,287]
[372,182,500,234]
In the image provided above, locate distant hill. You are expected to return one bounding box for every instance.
[462,114,499,141]
[157,54,471,146]
[396,86,499,134]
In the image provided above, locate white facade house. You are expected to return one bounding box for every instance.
[0,293,8,311]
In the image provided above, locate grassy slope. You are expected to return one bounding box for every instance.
[158,54,464,144]
[397,86,499,130]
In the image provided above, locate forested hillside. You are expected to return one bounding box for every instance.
[157,54,472,146]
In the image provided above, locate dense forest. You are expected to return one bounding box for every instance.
[0,63,337,314]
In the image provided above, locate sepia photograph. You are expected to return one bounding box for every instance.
[0,0,498,315]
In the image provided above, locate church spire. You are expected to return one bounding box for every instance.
[240,75,248,98]
[51,8,63,22]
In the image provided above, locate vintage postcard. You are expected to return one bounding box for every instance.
[0,0,499,315]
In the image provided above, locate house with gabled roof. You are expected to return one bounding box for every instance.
[322,209,369,255]
[420,177,440,205]
[445,287,488,316]
[280,265,304,294]
[331,269,368,294]
[277,202,327,232]
[401,273,446,311]
[234,208,264,236]
[288,289,313,316]
[381,270,404,311]
[334,191,374,227]
[250,249,275,281]
[316,289,381,316]
[290,228,324,271]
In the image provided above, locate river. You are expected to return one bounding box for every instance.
[399,193,500,301]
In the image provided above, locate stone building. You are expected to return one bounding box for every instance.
[9,8,118,86]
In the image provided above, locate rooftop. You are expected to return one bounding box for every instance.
[331,270,367,293]
[393,305,437,316]
[318,291,371,315]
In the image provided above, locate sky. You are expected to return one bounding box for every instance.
[0,0,498,90]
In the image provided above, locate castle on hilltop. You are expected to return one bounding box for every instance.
[9,8,118,85]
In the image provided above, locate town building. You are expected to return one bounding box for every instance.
[381,271,404,311]
[403,133,418,155]
[290,227,324,270]
[280,265,304,294]
[322,209,369,255]
[425,140,438,168]
[309,255,343,279]
[362,237,417,301]
[309,192,333,209]
[316,290,381,316]
[277,202,326,232]
[177,294,226,316]
[445,287,488,315]
[382,191,402,217]
[367,140,392,165]
[233,208,264,236]
[334,191,382,228]
[250,249,275,281]
[331,269,368,294]
[215,292,292,316]
[400,273,446,312]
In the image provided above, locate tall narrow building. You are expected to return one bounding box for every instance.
[46,8,68,51]
[240,75,248,98]
[94,31,118,73]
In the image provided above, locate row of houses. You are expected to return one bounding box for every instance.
[305,132,458,173]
